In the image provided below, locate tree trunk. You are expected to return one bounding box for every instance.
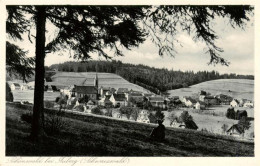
[31,6,46,139]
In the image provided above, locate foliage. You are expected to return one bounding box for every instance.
[154,110,165,121]
[104,108,113,117]
[148,113,157,124]
[168,111,178,125]
[74,105,84,112]
[179,111,192,123]
[131,108,140,121]
[6,82,14,102]
[238,116,251,133]
[226,107,236,119]
[44,101,55,108]
[20,112,33,124]
[91,107,103,115]
[44,111,65,135]
[119,106,133,120]
[6,42,35,82]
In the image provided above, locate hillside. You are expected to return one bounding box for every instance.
[49,72,150,93]
[49,61,254,94]
[6,103,254,156]
[168,79,254,101]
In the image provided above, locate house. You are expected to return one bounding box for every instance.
[27,81,35,90]
[109,94,127,107]
[100,87,111,97]
[199,90,207,101]
[13,83,21,90]
[136,110,150,123]
[183,97,197,107]
[195,101,206,110]
[73,85,98,101]
[7,82,15,91]
[243,100,254,108]
[170,119,185,128]
[216,94,233,105]
[98,95,113,107]
[226,124,243,137]
[203,96,220,106]
[148,96,165,108]
[116,88,129,94]
[60,85,74,97]
[127,92,144,107]
[230,99,239,107]
[239,99,248,107]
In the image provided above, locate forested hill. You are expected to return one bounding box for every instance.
[49,60,254,94]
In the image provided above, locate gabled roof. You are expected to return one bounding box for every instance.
[231,99,240,104]
[75,86,97,94]
[186,97,197,104]
[204,96,215,99]
[117,88,128,94]
[13,83,20,87]
[112,94,126,101]
[149,96,164,102]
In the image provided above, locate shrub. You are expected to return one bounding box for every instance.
[74,105,84,112]
[104,108,113,117]
[148,113,157,124]
[45,112,65,135]
[226,107,236,119]
[44,101,55,108]
[6,83,13,102]
[20,113,33,124]
[91,107,103,115]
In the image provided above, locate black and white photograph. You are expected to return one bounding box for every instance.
[1,1,259,165]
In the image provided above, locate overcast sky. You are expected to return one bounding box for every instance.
[10,12,254,75]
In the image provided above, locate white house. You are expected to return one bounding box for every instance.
[136,109,150,123]
[230,99,239,107]
[183,97,197,107]
[243,101,254,108]
[195,101,206,110]
[109,94,127,107]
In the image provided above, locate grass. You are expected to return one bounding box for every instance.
[6,103,254,156]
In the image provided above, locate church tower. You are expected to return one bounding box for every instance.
[94,64,98,88]
[94,72,98,88]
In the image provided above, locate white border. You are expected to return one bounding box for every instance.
[0,0,259,166]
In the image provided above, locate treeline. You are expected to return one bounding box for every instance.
[49,60,254,93]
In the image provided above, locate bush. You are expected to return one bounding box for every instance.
[44,101,55,108]
[45,112,65,135]
[91,107,103,115]
[148,113,157,124]
[20,113,33,124]
[74,105,84,112]
[6,83,13,102]
[226,107,236,119]
[104,109,113,117]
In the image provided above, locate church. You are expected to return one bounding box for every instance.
[73,73,99,101]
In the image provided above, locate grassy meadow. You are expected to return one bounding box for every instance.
[6,103,254,156]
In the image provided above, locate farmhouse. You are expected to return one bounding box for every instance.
[136,110,150,123]
[73,86,98,101]
[227,124,243,137]
[243,101,254,108]
[12,83,21,90]
[195,101,206,110]
[183,97,197,107]
[203,96,220,106]
[230,99,239,107]
[109,94,127,107]
[148,96,165,108]
[100,87,111,97]
[199,90,207,101]
[116,88,129,94]
[98,95,113,107]
[216,94,233,105]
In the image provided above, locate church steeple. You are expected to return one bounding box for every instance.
[94,64,98,88]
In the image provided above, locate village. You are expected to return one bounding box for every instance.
[7,72,254,140]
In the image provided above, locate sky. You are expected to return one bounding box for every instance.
[9,11,255,76]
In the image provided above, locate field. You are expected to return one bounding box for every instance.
[50,72,150,93]
[167,79,254,101]
[166,79,254,139]
[6,103,254,156]
[12,90,60,103]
